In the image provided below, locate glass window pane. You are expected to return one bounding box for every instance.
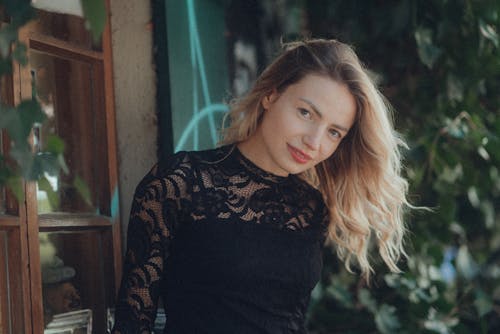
[29,50,102,214]
[40,230,113,333]
[32,7,102,52]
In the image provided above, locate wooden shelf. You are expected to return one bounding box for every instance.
[39,213,112,229]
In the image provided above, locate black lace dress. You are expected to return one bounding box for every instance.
[111,144,329,334]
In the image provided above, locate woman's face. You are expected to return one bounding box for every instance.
[240,74,357,176]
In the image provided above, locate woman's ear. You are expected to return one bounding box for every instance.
[262,89,279,109]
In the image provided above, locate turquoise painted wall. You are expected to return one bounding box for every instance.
[166,0,230,152]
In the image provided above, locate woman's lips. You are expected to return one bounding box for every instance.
[287,144,311,164]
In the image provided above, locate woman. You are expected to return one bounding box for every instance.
[111,39,410,333]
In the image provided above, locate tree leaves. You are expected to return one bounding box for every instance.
[415,27,442,69]
[1,99,45,147]
[375,304,401,334]
[80,0,106,42]
[474,289,493,318]
[479,19,499,48]
[455,245,479,280]
[0,24,17,58]
[44,134,65,154]
[37,175,59,210]
[0,0,34,26]
[423,308,459,334]
[359,289,401,334]
[306,0,500,332]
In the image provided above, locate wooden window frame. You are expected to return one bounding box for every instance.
[0,0,122,332]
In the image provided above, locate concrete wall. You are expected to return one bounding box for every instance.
[109,0,157,248]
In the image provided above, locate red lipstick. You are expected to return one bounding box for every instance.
[287,144,311,164]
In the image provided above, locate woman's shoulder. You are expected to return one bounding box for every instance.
[154,150,193,178]
[135,150,200,199]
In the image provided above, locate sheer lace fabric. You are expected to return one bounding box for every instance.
[112,145,328,334]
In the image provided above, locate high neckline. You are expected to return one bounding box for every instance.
[229,145,290,183]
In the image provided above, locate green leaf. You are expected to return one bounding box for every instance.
[477,146,490,161]
[384,273,400,288]
[12,41,28,66]
[58,154,69,175]
[479,19,499,48]
[9,146,34,178]
[444,117,468,139]
[439,164,463,184]
[450,223,466,239]
[474,289,493,317]
[326,281,354,308]
[35,152,61,177]
[480,200,495,229]
[80,0,107,42]
[3,100,46,146]
[415,27,442,69]
[446,74,464,103]
[358,289,377,313]
[18,99,46,128]
[6,176,24,203]
[37,176,59,210]
[0,25,17,58]
[44,135,65,154]
[0,104,17,130]
[2,0,35,26]
[455,245,479,280]
[375,304,400,334]
[424,318,456,334]
[73,175,92,206]
[467,187,480,208]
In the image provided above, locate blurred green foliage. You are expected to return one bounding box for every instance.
[304,0,500,333]
[0,0,105,208]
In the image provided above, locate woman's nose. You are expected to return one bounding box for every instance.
[303,130,322,151]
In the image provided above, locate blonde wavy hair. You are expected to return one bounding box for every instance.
[220,39,411,279]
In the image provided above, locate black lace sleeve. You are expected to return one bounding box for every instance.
[111,157,191,333]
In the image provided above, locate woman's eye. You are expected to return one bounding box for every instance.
[329,129,341,138]
[298,108,311,118]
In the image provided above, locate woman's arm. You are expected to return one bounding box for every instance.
[111,169,174,334]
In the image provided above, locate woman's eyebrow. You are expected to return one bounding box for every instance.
[299,97,349,133]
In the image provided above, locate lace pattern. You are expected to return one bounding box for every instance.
[111,145,327,333]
